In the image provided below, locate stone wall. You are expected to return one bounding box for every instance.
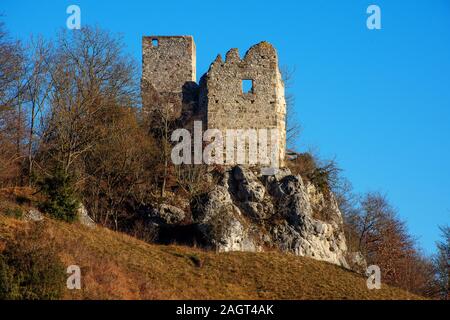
[142,35,196,93]
[142,36,197,116]
[199,42,286,167]
[141,37,286,167]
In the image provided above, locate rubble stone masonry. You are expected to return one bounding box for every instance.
[142,36,286,167]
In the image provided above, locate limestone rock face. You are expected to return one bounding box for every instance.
[192,186,259,252]
[150,204,186,225]
[233,166,266,203]
[212,167,350,267]
[347,251,368,274]
[269,173,348,266]
[24,209,44,222]
[77,204,95,227]
[149,165,351,268]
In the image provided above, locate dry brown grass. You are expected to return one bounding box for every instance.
[0,187,41,203]
[0,211,425,300]
[0,187,42,220]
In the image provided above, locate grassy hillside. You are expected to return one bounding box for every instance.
[0,210,423,300]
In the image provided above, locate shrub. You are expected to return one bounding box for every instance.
[4,207,23,219]
[15,195,30,205]
[37,170,80,222]
[287,152,317,180]
[0,255,20,299]
[130,219,159,243]
[287,152,341,194]
[0,222,66,300]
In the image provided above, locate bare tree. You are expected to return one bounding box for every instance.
[40,26,138,177]
[83,106,156,229]
[175,164,217,198]
[355,192,394,253]
[0,20,24,110]
[0,19,26,186]
[434,225,450,299]
[345,192,436,296]
[280,65,301,148]
[23,36,52,183]
[141,81,179,198]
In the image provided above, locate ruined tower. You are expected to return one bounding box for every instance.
[199,42,286,167]
[142,36,197,116]
[142,36,286,168]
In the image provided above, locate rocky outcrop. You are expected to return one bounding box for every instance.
[347,251,368,274]
[77,204,95,227]
[267,173,348,267]
[24,209,44,222]
[192,186,260,252]
[149,204,186,225]
[23,204,94,226]
[149,165,352,268]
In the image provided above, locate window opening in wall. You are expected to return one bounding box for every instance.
[242,79,254,94]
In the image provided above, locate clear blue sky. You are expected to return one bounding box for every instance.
[2,0,449,254]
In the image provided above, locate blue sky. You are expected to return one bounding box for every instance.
[2,0,449,254]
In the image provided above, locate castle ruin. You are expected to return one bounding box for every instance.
[142,36,286,167]
[140,38,353,268]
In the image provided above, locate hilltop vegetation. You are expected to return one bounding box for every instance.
[0,212,422,300]
[0,19,448,300]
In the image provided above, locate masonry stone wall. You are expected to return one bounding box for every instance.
[199,42,286,167]
[142,37,286,167]
[142,35,196,93]
[142,36,196,117]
